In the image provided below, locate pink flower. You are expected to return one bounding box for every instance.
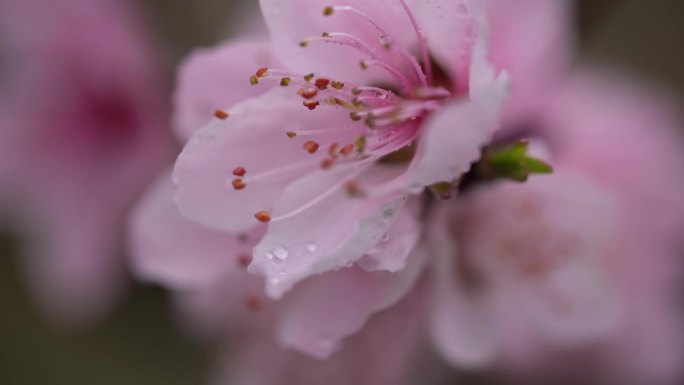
[0,0,174,325]
[129,0,572,366]
[171,0,509,299]
[425,69,684,383]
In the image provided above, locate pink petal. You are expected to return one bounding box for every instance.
[211,289,424,385]
[275,241,427,358]
[249,166,409,299]
[426,206,499,368]
[173,87,363,232]
[172,39,281,142]
[128,169,265,289]
[357,195,423,272]
[460,173,622,344]
[407,0,484,89]
[407,35,508,190]
[259,0,419,84]
[486,0,575,122]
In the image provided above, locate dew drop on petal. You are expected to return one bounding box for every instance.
[306,243,318,253]
[273,245,289,260]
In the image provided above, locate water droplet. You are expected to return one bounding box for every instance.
[306,243,318,252]
[379,34,393,48]
[273,245,289,260]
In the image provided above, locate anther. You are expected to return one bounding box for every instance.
[232,167,246,177]
[280,77,291,86]
[331,81,345,90]
[303,141,320,154]
[345,181,365,197]
[214,109,229,120]
[256,67,269,77]
[350,112,362,121]
[321,158,335,169]
[322,32,330,38]
[232,178,246,190]
[254,211,271,223]
[300,40,310,48]
[303,100,320,110]
[298,87,319,99]
[250,75,259,85]
[315,78,330,90]
[352,87,362,95]
[359,60,369,70]
[328,143,339,156]
[303,73,315,82]
[355,136,367,153]
[286,131,297,138]
[323,6,334,16]
[340,144,354,156]
[237,254,252,269]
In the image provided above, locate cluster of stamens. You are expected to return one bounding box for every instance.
[218,1,454,224]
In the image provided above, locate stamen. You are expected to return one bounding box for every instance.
[340,144,354,156]
[214,109,229,120]
[303,141,320,153]
[303,100,320,110]
[237,254,252,269]
[232,178,246,190]
[331,81,345,90]
[250,75,259,85]
[398,0,433,83]
[286,131,297,138]
[303,73,315,82]
[280,77,292,86]
[256,67,269,77]
[254,211,271,223]
[298,87,319,99]
[315,78,331,90]
[321,158,335,169]
[232,167,246,177]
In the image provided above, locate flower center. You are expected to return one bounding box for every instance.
[224,1,463,223]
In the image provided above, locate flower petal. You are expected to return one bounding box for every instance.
[357,195,423,272]
[172,39,280,142]
[250,166,408,299]
[259,0,419,84]
[427,206,499,368]
[406,35,508,190]
[275,239,427,358]
[128,169,265,289]
[173,87,363,232]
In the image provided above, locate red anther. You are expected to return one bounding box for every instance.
[254,211,271,222]
[244,295,262,312]
[328,143,339,156]
[237,254,252,269]
[232,167,246,177]
[340,144,354,156]
[298,87,319,99]
[256,67,269,77]
[321,158,335,169]
[345,180,364,197]
[303,100,320,110]
[232,178,246,190]
[303,141,320,154]
[315,78,331,90]
[214,109,229,120]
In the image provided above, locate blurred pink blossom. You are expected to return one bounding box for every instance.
[425,69,684,384]
[0,0,174,325]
